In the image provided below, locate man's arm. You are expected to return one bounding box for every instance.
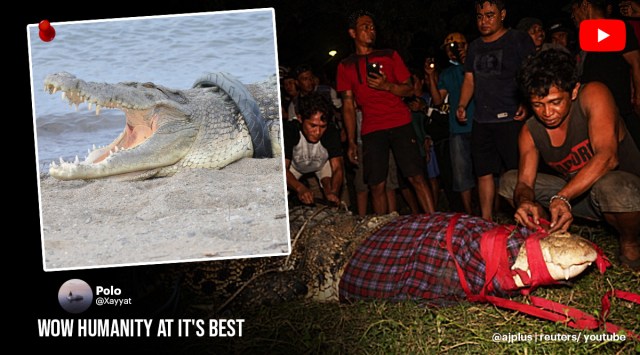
[424,63,447,106]
[549,82,620,231]
[368,50,415,97]
[430,87,448,107]
[456,71,474,123]
[367,73,414,96]
[325,156,345,204]
[286,158,314,204]
[341,90,358,165]
[623,49,640,114]
[513,104,529,121]
[513,124,546,229]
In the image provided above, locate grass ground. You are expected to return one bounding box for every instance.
[168,220,639,354]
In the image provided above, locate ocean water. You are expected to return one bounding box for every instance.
[28,9,278,172]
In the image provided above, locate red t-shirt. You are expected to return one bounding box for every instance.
[336,49,411,135]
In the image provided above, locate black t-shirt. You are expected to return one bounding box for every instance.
[464,29,536,123]
[581,21,639,116]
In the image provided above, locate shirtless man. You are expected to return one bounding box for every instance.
[499,49,640,270]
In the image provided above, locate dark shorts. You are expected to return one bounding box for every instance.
[362,123,425,186]
[354,145,399,192]
[499,170,640,220]
[471,120,524,177]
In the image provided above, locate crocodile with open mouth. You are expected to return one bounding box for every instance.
[43,72,281,180]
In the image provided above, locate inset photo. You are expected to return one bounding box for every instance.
[29,8,289,271]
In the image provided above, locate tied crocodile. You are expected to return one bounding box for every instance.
[179,206,599,312]
[43,72,281,180]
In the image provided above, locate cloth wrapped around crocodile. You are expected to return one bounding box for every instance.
[43,72,281,180]
[181,206,605,312]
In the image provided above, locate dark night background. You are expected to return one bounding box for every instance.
[16,0,632,349]
[22,0,584,87]
[271,0,577,82]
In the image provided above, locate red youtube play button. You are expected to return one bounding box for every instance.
[579,19,626,52]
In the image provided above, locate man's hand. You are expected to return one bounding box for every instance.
[367,72,389,91]
[296,186,314,205]
[514,104,528,121]
[424,57,436,77]
[456,105,467,123]
[514,200,546,230]
[548,198,574,233]
[325,192,340,205]
[347,141,359,165]
[408,98,426,112]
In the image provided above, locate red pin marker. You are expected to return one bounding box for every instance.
[39,20,56,42]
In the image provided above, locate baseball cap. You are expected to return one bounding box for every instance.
[547,19,572,34]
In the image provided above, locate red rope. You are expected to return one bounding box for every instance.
[443,216,639,339]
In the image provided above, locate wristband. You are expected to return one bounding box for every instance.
[550,194,571,211]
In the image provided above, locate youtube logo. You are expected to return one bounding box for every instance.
[579,19,626,52]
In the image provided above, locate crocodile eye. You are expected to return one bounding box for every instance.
[155,87,188,104]
[142,82,156,88]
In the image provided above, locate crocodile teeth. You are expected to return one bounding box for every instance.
[61,92,66,100]
[563,267,570,280]
[74,156,79,164]
[52,87,58,94]
[114,146,119,152]
[92,144,96,150]
[59,157,65,164]
[96,105,101,116]
[51,160,57,168]
[87,102,93,111]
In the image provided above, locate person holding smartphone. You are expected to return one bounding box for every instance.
[425,32,476,216]
[337,10,436,215]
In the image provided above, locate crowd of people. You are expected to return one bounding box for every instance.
[279,0,640,271]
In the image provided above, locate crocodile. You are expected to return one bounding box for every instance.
[179,206,599,312]
[43,72,281,180]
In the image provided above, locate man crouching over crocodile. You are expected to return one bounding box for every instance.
[43,72,281,180]
[181,206,610,316]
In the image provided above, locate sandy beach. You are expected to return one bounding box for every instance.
[39,157,290,270]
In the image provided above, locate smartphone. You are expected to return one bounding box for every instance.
[367,62,382,77]
[449,42,460,61]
